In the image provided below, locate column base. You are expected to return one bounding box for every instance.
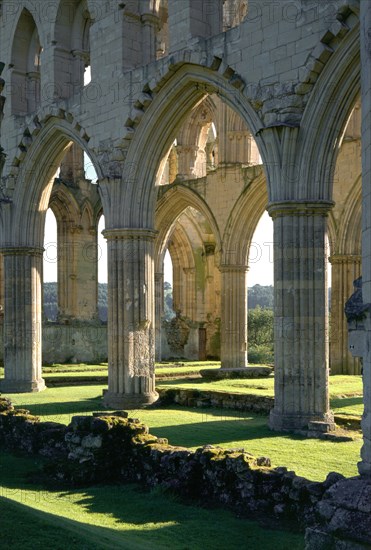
[269,409,335,433]
[103,390,159,409]
[0,378,46,394]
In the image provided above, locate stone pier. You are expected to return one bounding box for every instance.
[329,254,361,375]
[0,247,45,393]
[103,229,158,409]
[154,272,164,361]
[360,0,371,478]
[219,265,248,370]
[268,201,334,432]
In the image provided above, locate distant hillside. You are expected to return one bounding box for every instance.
[43,282,108,322]
[43,282,274,322]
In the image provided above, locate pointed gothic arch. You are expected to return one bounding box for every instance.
[10,8,42,115]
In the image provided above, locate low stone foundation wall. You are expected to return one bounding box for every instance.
[43,323,107,364]
[0,396,370,548]
[158,387,274,414]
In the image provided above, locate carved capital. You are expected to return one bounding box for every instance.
[0,246,44,256]
[329,254,362,265]
[219,264,248,273]
[103,228,157,241]
[267,200,334,219]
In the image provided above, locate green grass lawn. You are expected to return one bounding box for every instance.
[0,452,305,550]
[8,385,362,482]
[1,371,365,549]
[4,362,223,381]
[156,374,364,416]
[156,374,363,398]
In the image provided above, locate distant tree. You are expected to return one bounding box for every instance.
[43,282,57,321]
[43,282,109,322]
[248,305,274,347]
[98,283,108,321]
[248,285,274,309]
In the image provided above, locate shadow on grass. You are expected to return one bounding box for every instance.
[145,408,301,448]
[15,395,104,419]
[0,452,305,550]
[331,396,364,411]
[0,496,123,550]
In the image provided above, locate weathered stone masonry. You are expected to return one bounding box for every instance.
[0,3,370,545]
[1,396,370,549]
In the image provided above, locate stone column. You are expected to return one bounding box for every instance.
[0,253,4,314]
[360,0,371,477]
[0,254,4,362]
[59,144,85,181]
[219,265,248,370]
[57,223,98,322]
[141,13,160,65]
[102,229,158,408]
[183,267,196,320]
[268,201,334,432]
[329,254,361,375]
[72,49,89,89]
[168,147,178,183]
[155,272,164,361]
[176,145,199,180]
[0,247,45,393]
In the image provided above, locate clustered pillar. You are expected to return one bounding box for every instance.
[154,272,164,361]
[329,254,361,375]
[360,0,371,477]
[268,201,334,432]
[219,265,248,370]
[103,229,158,409]
[57,221,98,322]
[0,247,45,393]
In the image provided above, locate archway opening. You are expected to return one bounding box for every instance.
[329,100,362,376]
[10,8,42,115]
[152,88,266,368]
[40,139,105,364]
[54,0,92,98]
[43,208,58,322]
[97,214,108,322]
[158,205,219,361]
[248,212,274,365]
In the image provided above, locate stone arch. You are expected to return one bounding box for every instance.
[297,3,359,99]
[297,24,360,202]
[120,63,266,228]
[336,178,362,256]
[222,171,268,266]
[155,184,221,272]
[175,97,216,180]
[49,183,81,224]
[5,112,103,248]
[177,97,216,146]
[80,200,94,230]
[10,8,42,115]
[328,176,362,375]
[54,0,92,98]
[168,222,197,318]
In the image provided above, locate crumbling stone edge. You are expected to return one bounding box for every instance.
[0,396,370,549]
